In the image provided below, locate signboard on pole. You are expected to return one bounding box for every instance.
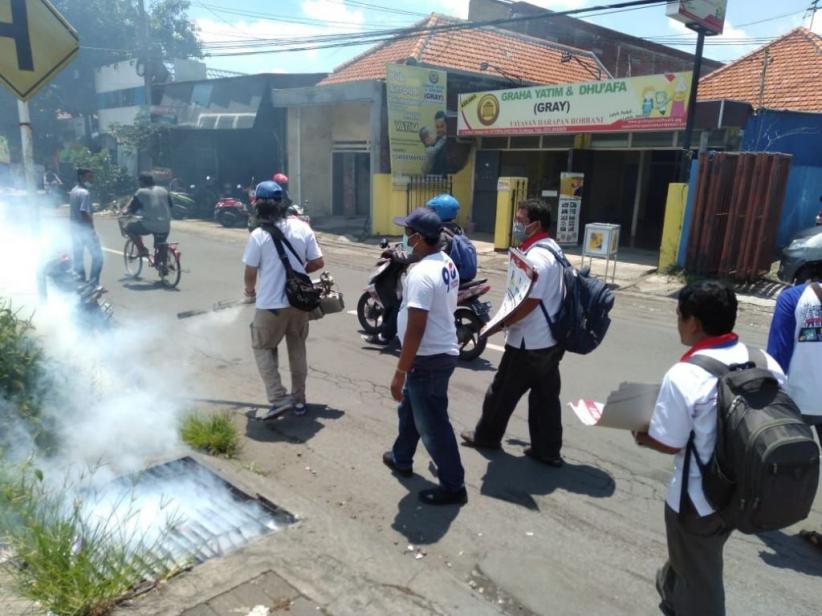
[386,63,448,177]
[557,172,584,245]
[458,72,693,136]
[481,248,536,337]
[0,0,80,101]
[666,1,727,35]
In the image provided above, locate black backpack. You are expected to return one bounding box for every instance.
[261,224,321,312]
[536,244,615,355]
[684,348,820,534]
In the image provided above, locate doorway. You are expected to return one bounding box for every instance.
[332,152,370,216]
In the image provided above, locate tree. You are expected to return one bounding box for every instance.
[0,0,201,168]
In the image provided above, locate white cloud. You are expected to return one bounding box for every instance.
[438,0,470,19]
[666,18,761,63]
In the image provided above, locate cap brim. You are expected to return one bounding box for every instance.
[392,216,410,227]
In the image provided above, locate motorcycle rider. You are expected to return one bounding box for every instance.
[362,194,475,346]
[272,172,293,207]
[121,173,173,269]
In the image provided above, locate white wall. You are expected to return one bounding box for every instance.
[94,59,144,94]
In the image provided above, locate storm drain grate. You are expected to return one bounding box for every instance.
[82,457,294,571]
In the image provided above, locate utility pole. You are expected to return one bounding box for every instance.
[137,0,153,171]
[810,0,820,30]
[678,27,706,183]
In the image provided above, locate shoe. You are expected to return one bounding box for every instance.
[261,400,293,421]
[382,451,413,478]
[418,487,468,506]
[361,333,390,345]
[655,566,675,616]
[523,447,563,467]
[293,403,307,416]
[459,430,501,451]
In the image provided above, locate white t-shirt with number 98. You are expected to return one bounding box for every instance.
[397,252,459,357]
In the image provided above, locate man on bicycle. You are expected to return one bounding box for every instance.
[121,173,173,268]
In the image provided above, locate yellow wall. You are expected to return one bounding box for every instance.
[658,183,689,272]
[371,152,476,236]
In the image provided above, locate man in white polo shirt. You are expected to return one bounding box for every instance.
[382,207,466,506]
[243,181,324,420]
[461,199,566,466]
[634,281,785,616]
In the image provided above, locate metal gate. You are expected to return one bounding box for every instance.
[406,175,453,214]
[685,152,792,280]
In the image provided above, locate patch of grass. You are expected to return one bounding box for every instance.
[239,461,270,477]
[180,412,239,458]
[0,465,175,616]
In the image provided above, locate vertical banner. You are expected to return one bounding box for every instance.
[557,172,584,245]
[386,63,448,177]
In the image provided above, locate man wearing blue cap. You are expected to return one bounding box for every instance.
[243,181,324,420]
[383,207,467,506]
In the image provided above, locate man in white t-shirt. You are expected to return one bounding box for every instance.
[461,199,566,466]
[383,207,466,506]
[634,281,785,616]
[242,181,324,420]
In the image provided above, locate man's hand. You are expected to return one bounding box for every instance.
[390,370,405,402]
[242,287,256,304]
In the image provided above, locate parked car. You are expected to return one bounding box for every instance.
[778,225,822,283]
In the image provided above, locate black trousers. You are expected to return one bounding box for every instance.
[659,499,732,616]
[474,344,564,458]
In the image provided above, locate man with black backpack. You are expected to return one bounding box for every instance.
[460,199,566,466]
[634,281,797,616]
[243,181,324,420]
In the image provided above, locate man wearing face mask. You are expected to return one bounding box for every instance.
[461,199,566,467]
[383,207,467,506]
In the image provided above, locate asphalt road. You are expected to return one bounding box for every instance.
[84,215,822,615]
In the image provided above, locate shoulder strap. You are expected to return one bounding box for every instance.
[812,282,822,303]
[746,345,768,370]
[685,354,730,377]
[528,242,570,268]
[678,431,709,523]
[262,224,304,267]
[260,224,296,277]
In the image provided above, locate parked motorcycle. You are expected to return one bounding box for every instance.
[356,241,491,361]
[170,191,195,220]
[215,187,250,228]
[42,254,113,330]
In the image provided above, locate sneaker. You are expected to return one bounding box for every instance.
[261,400,292,421]
[293,403,307,416]
[382,451,413,478]
[361,333,391,346]
[418,487,468,506]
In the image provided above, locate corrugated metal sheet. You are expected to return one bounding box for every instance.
[685,152,792,280]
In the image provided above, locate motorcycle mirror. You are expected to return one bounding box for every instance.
[379,238,389,249]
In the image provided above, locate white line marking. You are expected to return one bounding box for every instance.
[103,248,121,256]
[346,310,358,315]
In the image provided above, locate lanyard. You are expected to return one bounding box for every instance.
[679,333,739,362]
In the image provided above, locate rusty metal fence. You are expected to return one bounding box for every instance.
[406,175,453,214]
[685,152,792,281]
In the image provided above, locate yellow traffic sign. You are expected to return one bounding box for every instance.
[0,0,79,101]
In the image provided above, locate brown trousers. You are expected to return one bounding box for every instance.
[251,308,309,405]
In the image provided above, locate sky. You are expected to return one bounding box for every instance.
[186,0,822,76]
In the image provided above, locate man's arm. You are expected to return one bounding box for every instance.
[243,265,258,301]
[632,431,681,455]
[767,288,799,373]
[391,308,428,401]
[305,257,324,274]
[483,298,541,338]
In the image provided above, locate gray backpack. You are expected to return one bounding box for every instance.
[684,348,819,534]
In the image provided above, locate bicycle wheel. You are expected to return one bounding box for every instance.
[123,239,143,278]
[160,246,182,288]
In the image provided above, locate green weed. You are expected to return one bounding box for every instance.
[180,412,239,458]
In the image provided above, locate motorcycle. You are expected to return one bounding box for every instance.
[357,241,492,361]
[170,191,195,220]
[214,185,249,228]
[42,254,113,330]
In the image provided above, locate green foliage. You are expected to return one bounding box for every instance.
[59,146,136,206]
[180,412,239,458]
[0,300,44,422]
[0,466,174,616]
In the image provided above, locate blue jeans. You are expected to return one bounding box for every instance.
[72,225,103,285]
[392,355,464,492]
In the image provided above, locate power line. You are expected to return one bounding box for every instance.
[200,0,670,56]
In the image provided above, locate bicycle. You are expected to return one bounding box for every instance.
[123,238,182,288]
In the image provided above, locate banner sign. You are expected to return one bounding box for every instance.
[481,248,536,337]
[557,172,584,245]
[458,72,693,136]
[666,1,727,35]
[386,64,448,177]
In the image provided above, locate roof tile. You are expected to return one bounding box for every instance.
[319,14,606,86]
[698,28,822,112]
